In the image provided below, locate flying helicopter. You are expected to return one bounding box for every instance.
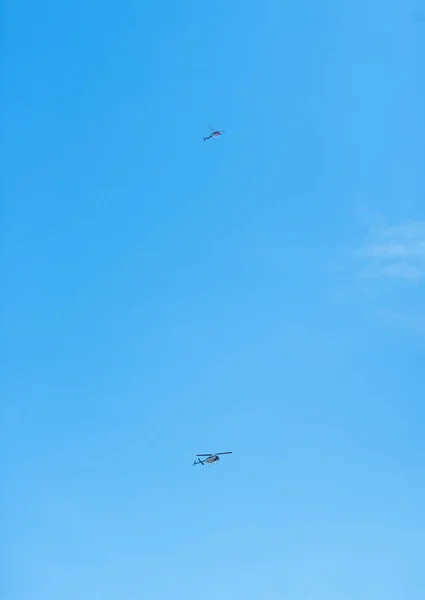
[203,126,225,141]
[192,452,232,466]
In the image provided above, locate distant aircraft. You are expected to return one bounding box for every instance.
[192,452,232,466]
[203,126,225,141]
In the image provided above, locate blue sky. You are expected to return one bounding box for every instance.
[1,1,424,599]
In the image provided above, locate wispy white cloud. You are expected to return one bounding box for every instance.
[331,218,425,334]
[353,220,425,282]
[379,309,425,334]
[411,10,425,23]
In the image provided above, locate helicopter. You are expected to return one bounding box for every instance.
[203,126,225,141]
[192,452,232,466]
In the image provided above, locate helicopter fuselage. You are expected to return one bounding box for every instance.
[193,451,231,466]
[203,131,222,141]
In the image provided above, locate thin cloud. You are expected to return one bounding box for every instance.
[379,309,425,334]
[333,218,425,334]
[411,10,425,23]
[353,220,425,282]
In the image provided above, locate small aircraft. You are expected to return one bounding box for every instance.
[192,452,232,466]
[203,126,225,141]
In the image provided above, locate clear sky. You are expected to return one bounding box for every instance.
[1,1,424,599]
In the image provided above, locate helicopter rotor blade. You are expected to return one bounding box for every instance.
[196,454,213,457]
